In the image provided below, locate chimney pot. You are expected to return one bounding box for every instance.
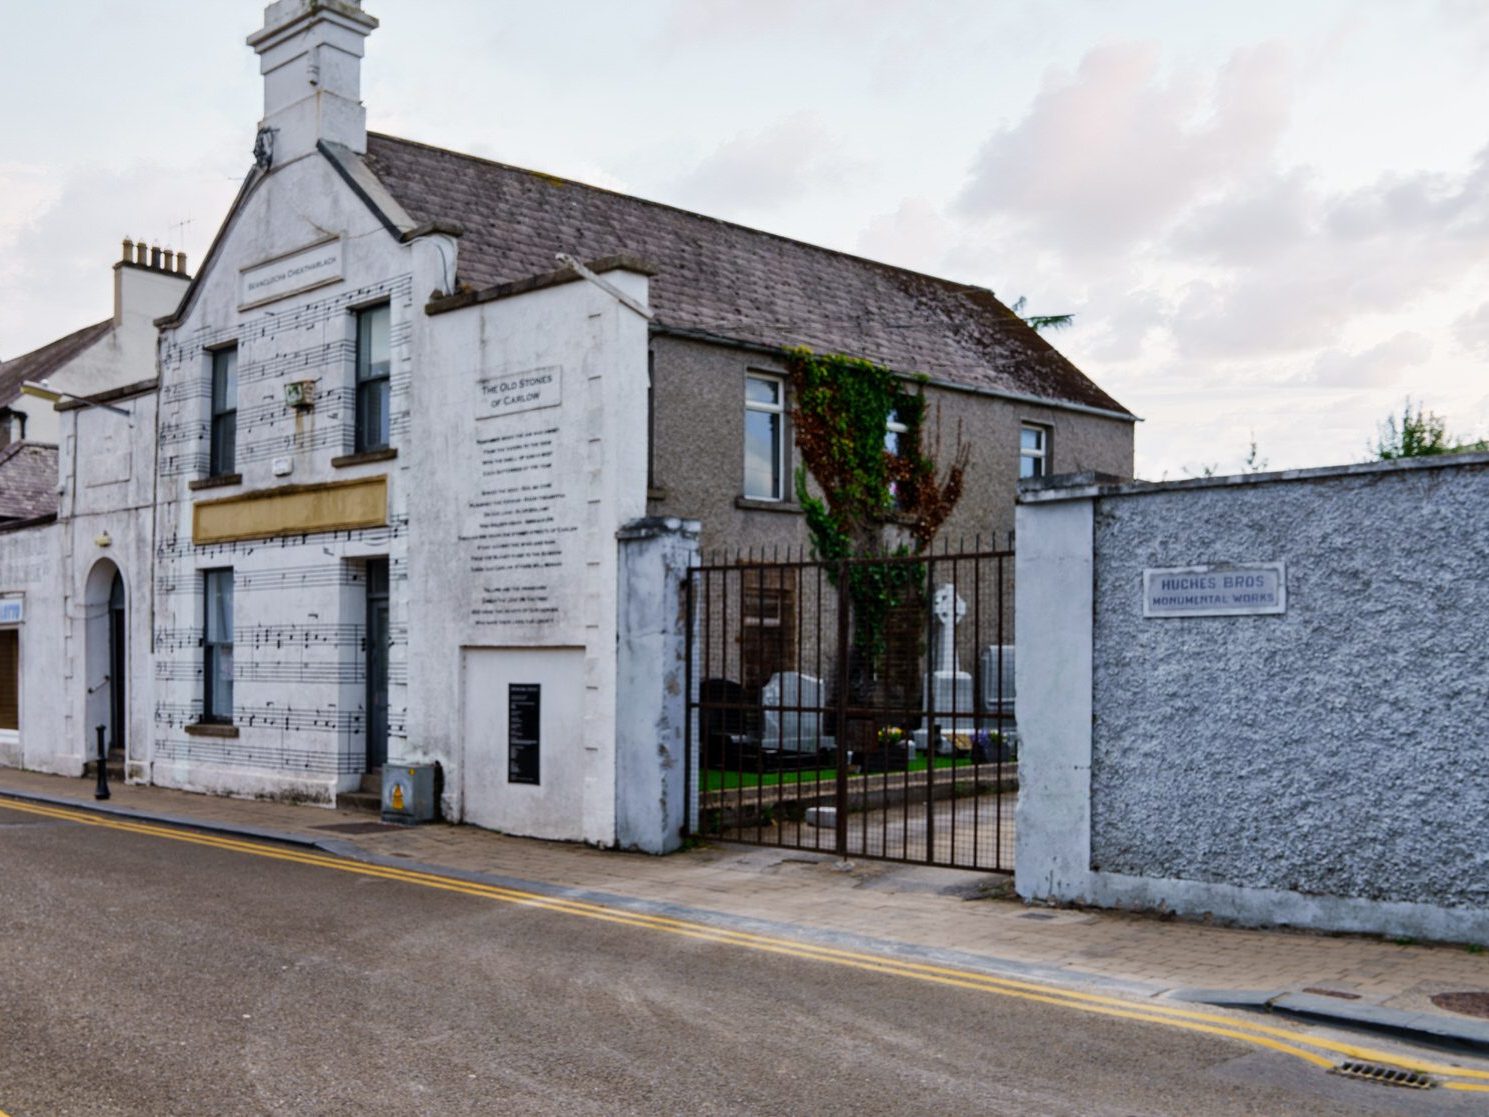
[122,238,134,263]
[176,252,188,275]
[135,241,148,265]
[163,249,175,272]
[150,245,162,269]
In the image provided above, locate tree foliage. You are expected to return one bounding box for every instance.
[1010,295,1073,333]
[1372,398,1485,460]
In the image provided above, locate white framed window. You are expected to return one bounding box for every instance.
[209,345,238,477]
[203,569,234,723]
[354,303,392,453]
[885,408,910,506]
[1019,424,1049,479]
[744,373,786,500]
[884,409,909,456]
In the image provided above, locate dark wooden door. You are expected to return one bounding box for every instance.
[365,560,390,770]
[109,571,126,757]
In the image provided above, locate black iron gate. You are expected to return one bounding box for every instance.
[685,545,1016,871]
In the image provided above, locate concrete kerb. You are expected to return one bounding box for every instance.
[1168,988,1489,1058]
[0,787,324,850]
[10,784,1489,1060]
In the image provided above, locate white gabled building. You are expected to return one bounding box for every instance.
[138,0,674,845]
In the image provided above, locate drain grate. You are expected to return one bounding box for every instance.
[1330,1061,1437,1089]
[313,821,400,834]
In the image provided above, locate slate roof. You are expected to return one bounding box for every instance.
[0,442,59,521]
[0,319,112,406]
[361,134,1131,417]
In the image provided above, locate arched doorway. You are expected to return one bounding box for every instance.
[109,571,126,758]
[84,559,126,767]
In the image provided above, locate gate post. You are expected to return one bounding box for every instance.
[833,560,851,858]
[615,517,700,853]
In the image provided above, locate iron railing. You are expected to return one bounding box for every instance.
[685,542,1015,871]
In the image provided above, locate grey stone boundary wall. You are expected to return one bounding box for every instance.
[1014,454,1489,942]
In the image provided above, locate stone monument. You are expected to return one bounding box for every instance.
[914,583,977,755]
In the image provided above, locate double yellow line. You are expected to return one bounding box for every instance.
[5,794,1489,1094]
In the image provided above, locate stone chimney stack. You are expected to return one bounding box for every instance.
[247,0,379,167]
[114,238,191,326]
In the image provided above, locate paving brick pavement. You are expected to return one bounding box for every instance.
[4,768,1486,1038]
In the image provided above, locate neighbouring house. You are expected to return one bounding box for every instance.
[0,443,59,526]
[0,0,1134,852]
[0,242,188,448]
[358,134,1136,558]
[0,244,183,776]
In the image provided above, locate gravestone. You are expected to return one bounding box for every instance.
[979,644,1015,713]
[914,584,977,755]
[979,643,1019,751]
[761,671,832,753]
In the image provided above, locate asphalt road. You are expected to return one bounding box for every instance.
[0,801,1480,1116]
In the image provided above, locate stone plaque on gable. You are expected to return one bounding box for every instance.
[239,237,344,310]
[1143,562,1286,618]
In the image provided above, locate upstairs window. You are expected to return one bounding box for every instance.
[884,409,909,457]
[203,569,234,723]
[355,304,391,453]
[744,374,785,501]
[209,346,238,477]
[1019,423,1050,479]
[885,408,910,507]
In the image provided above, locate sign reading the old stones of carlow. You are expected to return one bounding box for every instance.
[239,237,344,310]
[476,366,562,420]
[1142,562,1286,618]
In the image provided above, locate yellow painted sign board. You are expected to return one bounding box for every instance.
[192,476,388,544]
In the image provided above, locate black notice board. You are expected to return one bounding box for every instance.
[508,683,541,784]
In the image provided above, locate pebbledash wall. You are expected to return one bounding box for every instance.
[1015,454,1489,942]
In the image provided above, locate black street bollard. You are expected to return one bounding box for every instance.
[94,724,110,801]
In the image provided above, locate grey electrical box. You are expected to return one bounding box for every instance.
[382,763,437,825]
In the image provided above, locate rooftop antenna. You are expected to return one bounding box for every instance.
[170,216,195,251]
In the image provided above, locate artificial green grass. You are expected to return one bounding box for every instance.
[703,754,990,793]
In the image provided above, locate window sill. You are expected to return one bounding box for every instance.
[184,722,239,738]
[735,496,803,515]
[332,448,398,468]
[188,474,242,492]
[647,486,668,502]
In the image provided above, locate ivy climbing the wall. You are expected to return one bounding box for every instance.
[785,347,968,690]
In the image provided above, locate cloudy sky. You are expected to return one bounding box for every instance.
[3,0,1486,477]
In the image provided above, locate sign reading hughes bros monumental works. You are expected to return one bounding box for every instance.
[1142,562,1286,618]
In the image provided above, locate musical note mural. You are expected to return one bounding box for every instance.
[151,267,414,779]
